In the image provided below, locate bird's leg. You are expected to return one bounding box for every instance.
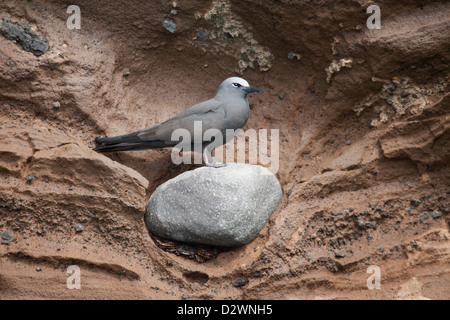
[203,148,226,168]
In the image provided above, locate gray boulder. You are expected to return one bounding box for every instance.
[145,163,282,247]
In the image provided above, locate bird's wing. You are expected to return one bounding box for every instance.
[138,99,227,143]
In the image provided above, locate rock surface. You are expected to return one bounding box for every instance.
[0,0,449,300]
[145,164,282,247]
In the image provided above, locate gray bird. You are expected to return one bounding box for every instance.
[94,77,264,167]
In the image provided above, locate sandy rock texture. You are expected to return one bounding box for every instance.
[0,0,449,299]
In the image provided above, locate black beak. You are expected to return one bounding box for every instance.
[243,86,264,94]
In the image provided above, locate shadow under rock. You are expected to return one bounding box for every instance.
[103,149,203,199]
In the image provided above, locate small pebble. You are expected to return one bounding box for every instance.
[432,210,442,219]
[278,92,286,100]
[420,212,430,223]
[163,18,177,33]
[346,139,352,145]
[334,251,346,258]
[410,198,421,206]
[287,52,301,60]
[357,221,366,230]
[232,278,248,287]
[6,59,15,68]
[53,102,61,110]
[36,267,42,272]
[26,175,35,183]
[75,224,84,232]
[123,69,130,76]
[1,230,17,244]
[196,29,208,40]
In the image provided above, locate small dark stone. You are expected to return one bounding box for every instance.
[240,52,250,62]
[1,230,17,244]
[278,92,286,100]
[328,264,338,272]
[232,278,248,287]
[36,267,42,272]
[196,29,208,40]
[431,211,442,219]
[123,69,130,76]
[53,102,61,110]
[162,18,177,33]
[357,221,366,230]
[75,224,84,232]
[6,59,15,68]
[0,18,49,57]
[334,251,346,258]
[26,175,35,183]
[410,198,421,206]
[420,212,430,223]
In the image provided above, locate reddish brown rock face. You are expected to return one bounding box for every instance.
[0,0,449,299]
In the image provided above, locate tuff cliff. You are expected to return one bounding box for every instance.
[0,0,449,299]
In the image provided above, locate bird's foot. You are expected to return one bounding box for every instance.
[203,148,226,168]
[206,161,227,168]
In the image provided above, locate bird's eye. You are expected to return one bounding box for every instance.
[232,83,242,88]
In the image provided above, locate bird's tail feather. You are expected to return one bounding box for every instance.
[94,141,167,153]
[94,130,142,145]
[94,129,170,153]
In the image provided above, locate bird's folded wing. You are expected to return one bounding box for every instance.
[138,99,226,143]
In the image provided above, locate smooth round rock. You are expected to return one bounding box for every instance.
[145,163,282,247]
